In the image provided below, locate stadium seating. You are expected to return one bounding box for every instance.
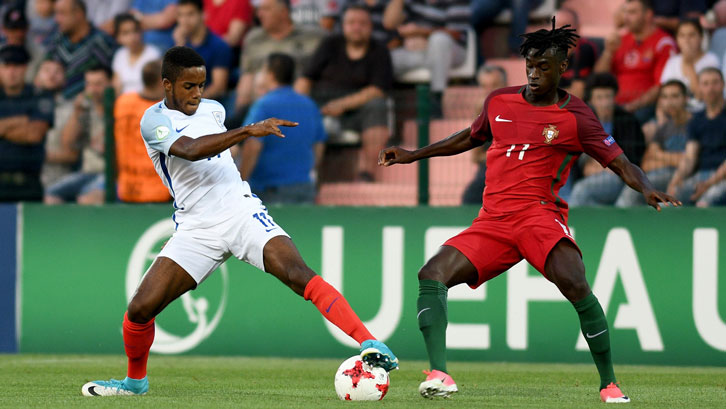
[484,57,528,86]
[493,0,557,24]
[443,86,483,120]
[428,119,479,206]
[396,28,479,84]
[561,0,625,38]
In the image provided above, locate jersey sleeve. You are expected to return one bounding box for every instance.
[470,93,494,141]
[140,110,182,155]
[573,102,624,167]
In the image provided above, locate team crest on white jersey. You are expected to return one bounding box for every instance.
[156,126,170,140]
[213,111,224,129]
[542,124,559,144]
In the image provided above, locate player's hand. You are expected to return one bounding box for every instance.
[378,146,415,166]
[246,118,298,138]
[691,181,711,202]
[643,189,681,212]
[604,32,620,52]
[321,101,345,117]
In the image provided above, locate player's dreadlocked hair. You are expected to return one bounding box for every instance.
[519,16,579,61]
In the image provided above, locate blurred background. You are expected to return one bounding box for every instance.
[4,0,726,208]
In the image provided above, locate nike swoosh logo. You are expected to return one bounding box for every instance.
[265,227,278,233]
[586,329,608,339]
[417,307,431,319]
[175,124,189,133]
[326,296,340,313]
[87,386,100,396]
[495,115,512,122]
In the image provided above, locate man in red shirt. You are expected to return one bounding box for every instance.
[380,19,680,402]
[594,0,675,119]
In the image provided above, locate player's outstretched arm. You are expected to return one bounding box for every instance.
[608,153,682,211]
[168,118,297,161]
[378,127,480,166]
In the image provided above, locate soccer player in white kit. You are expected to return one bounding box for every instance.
[82,46,397,397]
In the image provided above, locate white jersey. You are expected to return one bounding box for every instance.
[140,99,251,230]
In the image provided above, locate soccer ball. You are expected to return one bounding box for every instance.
[334,355,389,401]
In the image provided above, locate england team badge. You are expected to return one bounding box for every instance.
[212,111,224,129]
[542,124,559,144]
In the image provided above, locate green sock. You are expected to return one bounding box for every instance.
[573,292,616,390]
[417,279,449,373]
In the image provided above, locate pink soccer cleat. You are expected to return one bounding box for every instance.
[600,382,630,403]
[418,369,458,399]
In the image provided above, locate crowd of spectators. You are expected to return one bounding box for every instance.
[3,0,726,207]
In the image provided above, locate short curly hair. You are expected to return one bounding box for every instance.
[161,46,205,84]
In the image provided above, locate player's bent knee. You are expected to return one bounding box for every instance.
[288,265,315,289]
[555,275,591,302]
[418,264,444,283]
[126,299,156,324]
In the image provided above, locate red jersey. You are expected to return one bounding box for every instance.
[204,0,253,42]
[611,28,676,105]
[470,86,623,217]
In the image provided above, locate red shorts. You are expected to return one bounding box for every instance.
[444,202,580,289]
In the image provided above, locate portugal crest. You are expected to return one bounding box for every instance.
[542,124,559,144]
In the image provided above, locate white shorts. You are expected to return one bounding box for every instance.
[157,195,289,284]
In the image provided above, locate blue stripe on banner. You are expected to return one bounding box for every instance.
[0,204,17,353]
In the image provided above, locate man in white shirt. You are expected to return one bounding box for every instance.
[82,46,397,397]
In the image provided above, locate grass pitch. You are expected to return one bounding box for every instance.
[1,355,724,408]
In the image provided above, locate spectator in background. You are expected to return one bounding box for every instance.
[25,0,57,47]
[114,59,170,203]
[130,0,177,51]
[470,0,542,58]
[233,0,324,116]
[83,0,134,35]
[173,0,231,100]
[203,0,252,48]
[351,0,399,49]
[383,0,470,118]
[34,59,75,188]
[2,6,45,82]
[555,7,598,100]
[616,80,689,207]
[44,65,111,205]
[241,53,326,204]
[653,0,707,34]
[34,59,65,92]
[46,0,116,101]
[296,5,392,182]
[660,19,719,107]
[461,64,506,205]
[112,13,161,95]
[668,67,726,206]
[569,73,645,206]
[290,0,345,32]
[595,0,676,123]
[0,45,53,202]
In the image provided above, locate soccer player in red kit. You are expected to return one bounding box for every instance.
[379,20,680,403]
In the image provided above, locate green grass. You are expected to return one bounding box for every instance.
[1,355,725,408]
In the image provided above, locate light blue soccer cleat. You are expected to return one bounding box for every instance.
[81,376,148,396]
[360,339,399,372]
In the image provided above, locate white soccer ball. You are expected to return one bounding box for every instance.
[334,355,390,401]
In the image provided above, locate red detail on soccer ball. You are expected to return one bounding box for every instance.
[376,382,389,399]
[335,356,390,401]
[342,360,376,388]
